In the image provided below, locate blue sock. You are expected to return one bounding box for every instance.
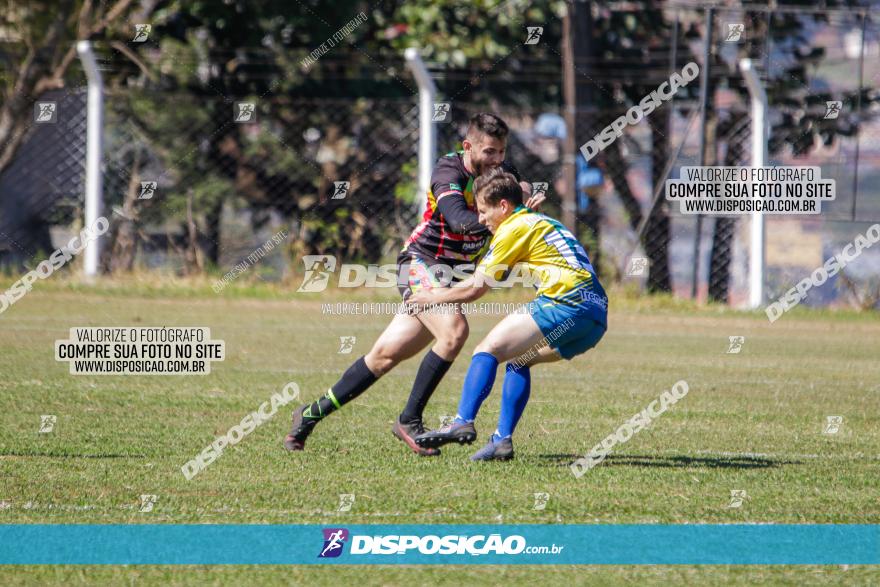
[496,363,531,439]
[454,352,498,423]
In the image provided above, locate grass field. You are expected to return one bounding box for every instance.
[1,280,879,585]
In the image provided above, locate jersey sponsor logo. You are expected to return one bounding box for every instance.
[579,289,608,310]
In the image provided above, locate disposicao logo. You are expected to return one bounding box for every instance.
[319,528,349,558]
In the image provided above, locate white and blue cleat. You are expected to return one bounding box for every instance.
[470,436,514,461]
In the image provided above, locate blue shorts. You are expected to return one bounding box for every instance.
[527,295,607,360]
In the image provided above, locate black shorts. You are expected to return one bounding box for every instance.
[396,251,467,301]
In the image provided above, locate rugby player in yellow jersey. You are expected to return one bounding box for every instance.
[409,168,609,461]
[282,114,545,457]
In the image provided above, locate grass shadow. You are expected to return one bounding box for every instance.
[0,451,148,459]
[536,453,803,469]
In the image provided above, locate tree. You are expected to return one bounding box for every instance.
[575,3,700,290]
[707,2,878,302]
[0,0,139,173]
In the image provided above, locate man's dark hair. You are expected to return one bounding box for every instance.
[474,168,521,207]
[466,113,509,142]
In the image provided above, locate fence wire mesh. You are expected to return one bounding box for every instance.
[1,3,879,308]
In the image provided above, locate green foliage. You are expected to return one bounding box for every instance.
[189,175,237,214]
[241,127,305,177]
[394,158,419,206]
[390,0,564,64]
[721,1,878,157]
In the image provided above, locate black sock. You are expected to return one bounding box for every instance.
[400,350,453,424]
[302,356,378,420]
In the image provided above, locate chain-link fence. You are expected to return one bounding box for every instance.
[1,3,878,309]
[658,3,880,308]
[0,88,88,268]
[577,2,880,308]
[98,90,423,276]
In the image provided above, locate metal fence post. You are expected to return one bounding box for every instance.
[740,58,767,309]
[692,7,713,300]
[405,48,437,220]
[77,40,104,277]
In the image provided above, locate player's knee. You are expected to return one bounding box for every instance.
[436,320,469,354]
[365,344,400,376]
[473,338,501,356]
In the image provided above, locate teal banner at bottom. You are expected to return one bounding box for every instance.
[1,524,877,565]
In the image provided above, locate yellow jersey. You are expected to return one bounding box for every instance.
[476,206,607,311]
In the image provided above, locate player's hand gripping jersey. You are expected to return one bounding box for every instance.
[476,205,608,327]
[397,152,521,298]
[401,151,521,265]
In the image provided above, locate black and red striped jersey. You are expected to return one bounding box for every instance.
[401,151,522,266]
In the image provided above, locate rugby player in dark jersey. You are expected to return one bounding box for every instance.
[283,113,545,455]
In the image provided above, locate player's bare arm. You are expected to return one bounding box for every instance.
[409,276,490,306]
